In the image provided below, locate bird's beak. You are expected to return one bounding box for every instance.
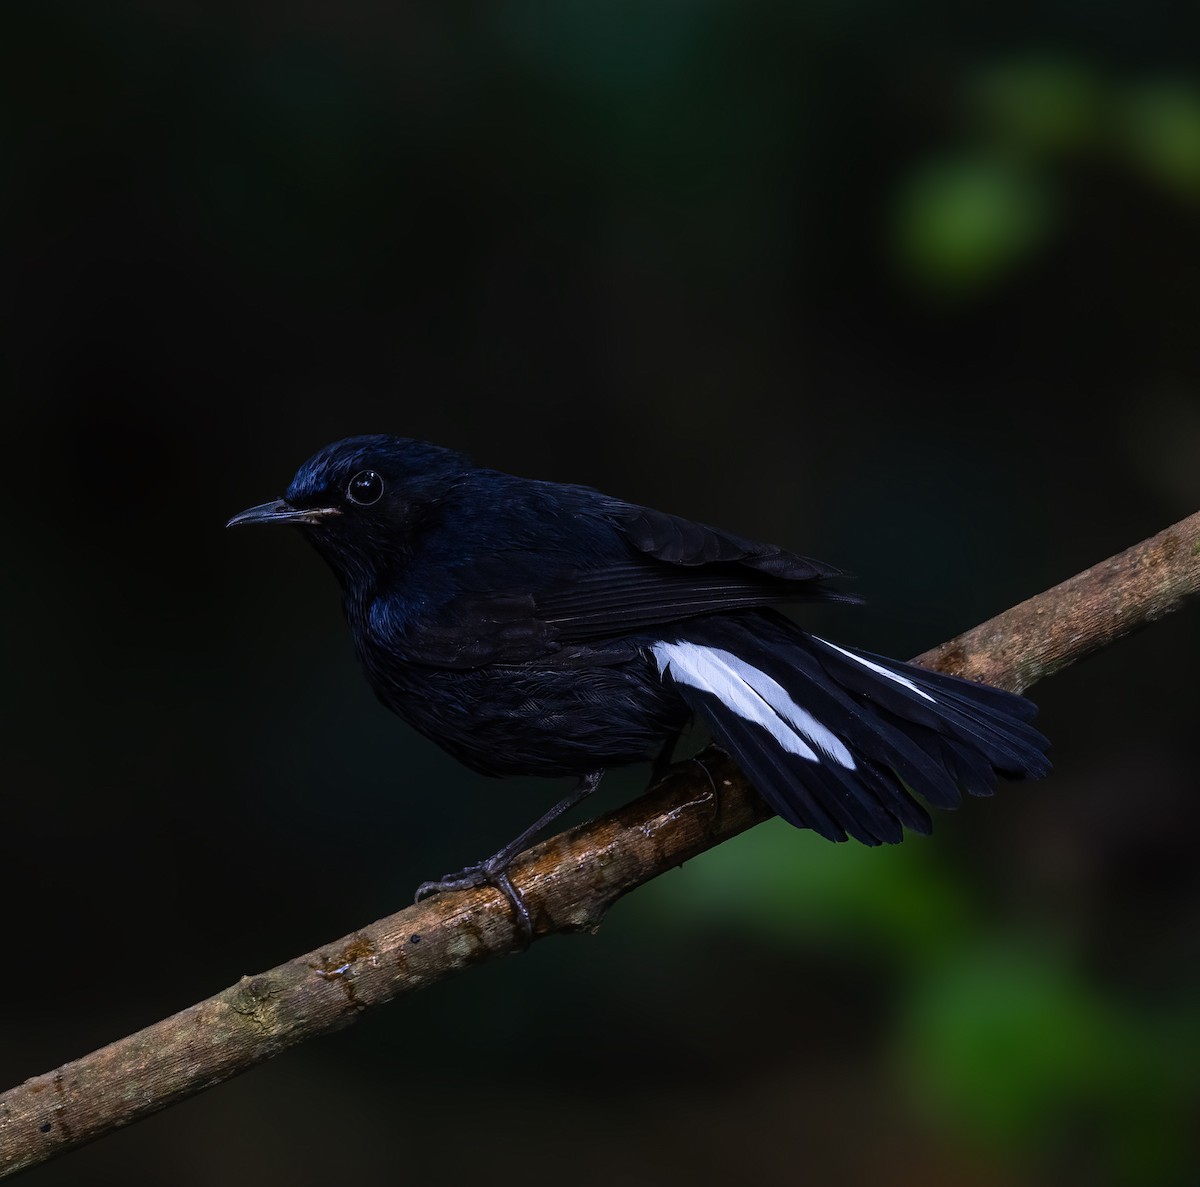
[226,499,341,528]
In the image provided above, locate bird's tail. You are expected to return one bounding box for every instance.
[649,615,1050,844]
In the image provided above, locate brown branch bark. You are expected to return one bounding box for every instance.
[3,509,1199,1178]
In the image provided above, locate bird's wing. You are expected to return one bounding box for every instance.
[529,504,856,642]
[393,501,854,668]
[615,504,843,580]
[534,559,837,641]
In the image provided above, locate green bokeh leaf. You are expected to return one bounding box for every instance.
[1120,80,1200,198]
[898,943,1198,1183]
[970,57,1101,154]
[893,156,1053,294]
[639,817,971,961]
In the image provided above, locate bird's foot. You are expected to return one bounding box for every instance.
[411,770,605,943]
[415,859,533,940]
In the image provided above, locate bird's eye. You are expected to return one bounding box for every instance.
[347,470,384,506]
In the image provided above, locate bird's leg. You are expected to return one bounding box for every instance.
[689,752,724,828]
[414,769,605,936]
[649,728,684,786]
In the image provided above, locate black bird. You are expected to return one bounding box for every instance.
[228,435,1049,930]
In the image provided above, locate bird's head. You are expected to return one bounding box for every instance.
[227,434,472,591]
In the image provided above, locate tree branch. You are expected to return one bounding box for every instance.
[3,509,1199,1178]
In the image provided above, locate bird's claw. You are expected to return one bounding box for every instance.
[414,867,489,900]
[414,861,534,941]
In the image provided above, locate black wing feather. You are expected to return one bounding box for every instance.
[617,504,848,581]
[536,564,849,641]
[530,503,857,642]
[401,503,858,666]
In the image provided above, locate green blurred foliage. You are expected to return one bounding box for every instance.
[894,156,1054,293]
[971,59,1104,155]
[1121,81,1200,197]
[644,818,1200,1184]
[892,58,1200,293]
[902,946,1196,1184]
[644,819,971,960]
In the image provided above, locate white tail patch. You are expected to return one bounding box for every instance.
[651,641,856,770]
[818,639,936,703]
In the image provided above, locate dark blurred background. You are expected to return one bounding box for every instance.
[3,2,1199,1184]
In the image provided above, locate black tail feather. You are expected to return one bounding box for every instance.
[808,638,1050,778]
[652,615,1050,845]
